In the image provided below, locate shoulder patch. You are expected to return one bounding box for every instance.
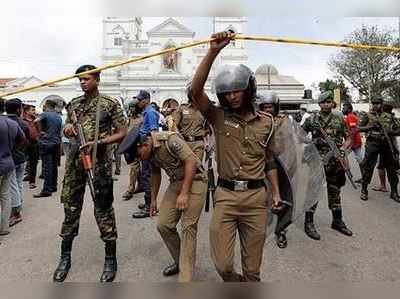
[169,139,183,154]
[100,94,119,104]
[69,95,84,104]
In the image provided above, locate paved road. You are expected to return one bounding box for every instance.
[1,157,400,282]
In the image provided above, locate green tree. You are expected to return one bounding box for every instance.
[328,25,399,103]
[318,78,352,103]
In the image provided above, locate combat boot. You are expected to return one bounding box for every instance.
[331,209,353,236]
[163,263,179,276]
[275,231,288,249]
[100,241,117,283]
[53,238,73,282]
[390,191,400,203]
[304,211,320,240]
[360,184,368,201]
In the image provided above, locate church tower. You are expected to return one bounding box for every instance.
[102,17,143,61]
[212,17,248,66]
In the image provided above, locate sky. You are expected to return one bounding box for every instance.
[0,16,398,93]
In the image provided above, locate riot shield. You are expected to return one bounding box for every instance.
[265,116,327,243]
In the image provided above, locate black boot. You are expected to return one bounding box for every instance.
[390,191,400,203]
[275,231,288,249]
[132,205,150,218]
[53,239,73,282]
[360,184,368,201]
[304,211,320,240]
[331,209,353,236]
[100,241,118,282]
[163,263,179,276]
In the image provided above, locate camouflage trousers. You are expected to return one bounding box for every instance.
[309,157,345,212]
[60,156,117,242]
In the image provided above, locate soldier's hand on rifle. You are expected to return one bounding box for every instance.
[64,123,77,138]
[176,193,189,211]
[80,141,95,153]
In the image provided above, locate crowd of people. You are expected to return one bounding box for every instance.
[0,97,62,242]
[1,30,400,282]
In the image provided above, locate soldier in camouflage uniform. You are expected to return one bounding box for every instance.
[358,97,400,203]
[53,65,127,283]
[131,130,207,282]
[301,91,353,240]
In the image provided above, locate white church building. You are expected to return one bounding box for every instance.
[1,17,307,111]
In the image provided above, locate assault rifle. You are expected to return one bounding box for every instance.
[205,147,216,212]
[70,111,97,200]
[375,121,400,168]
[317,126,358,189]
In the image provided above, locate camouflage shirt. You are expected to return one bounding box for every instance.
[302,111,348,156]
[66,92,126,162]
[359,111,400,139]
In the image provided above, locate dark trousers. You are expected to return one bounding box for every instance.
[26,143,39,184]
[141,159,152,206]
[361,138,399,191]
[39,143,59,193]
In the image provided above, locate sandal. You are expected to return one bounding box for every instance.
[372,186,388,192]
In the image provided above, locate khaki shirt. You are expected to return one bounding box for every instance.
[204,105,275,180]
[128,115,143,130]
[150,131,206,182]
[174,104,208,138]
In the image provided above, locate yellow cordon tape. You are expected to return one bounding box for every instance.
[1,34,399,98]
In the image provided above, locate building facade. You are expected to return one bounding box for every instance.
[1,17,307,111]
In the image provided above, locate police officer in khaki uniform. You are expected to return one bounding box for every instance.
[191,31,282,282]
[122,98,144,200]
[172,88,210,161]
[259,91,295,249]
[127,130,207,282]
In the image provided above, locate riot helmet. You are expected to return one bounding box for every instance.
[258,91,280,116]
[214,64,257,108]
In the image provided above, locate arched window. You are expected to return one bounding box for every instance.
[112,25,125,47]
[114,37,123,46]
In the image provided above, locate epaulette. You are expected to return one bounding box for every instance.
[256,110,274,120]
[99,94,119,104]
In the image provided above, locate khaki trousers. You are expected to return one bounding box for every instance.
[157,179,207,282]
[127,159,141,193]
[209,186,268,282]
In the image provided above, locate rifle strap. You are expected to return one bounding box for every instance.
[317,112,333,131]
[92,96,102,173]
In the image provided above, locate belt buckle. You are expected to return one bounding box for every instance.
[234,180,248,191]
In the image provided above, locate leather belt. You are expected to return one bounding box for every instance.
[217,178,265,192]
[183,136,203,142]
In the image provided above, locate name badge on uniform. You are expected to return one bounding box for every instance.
[224,120,240,129]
